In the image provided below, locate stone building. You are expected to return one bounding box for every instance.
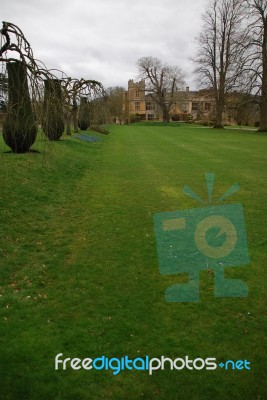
[123,79,215,123]
[122,79,260,126]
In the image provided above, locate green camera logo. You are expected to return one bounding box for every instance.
[153,174,250,302]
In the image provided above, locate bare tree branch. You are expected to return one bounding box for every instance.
[137,56,185,122]
[193,0,249,128]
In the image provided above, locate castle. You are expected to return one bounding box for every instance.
[122,79,214,123]
[121,79,260,126]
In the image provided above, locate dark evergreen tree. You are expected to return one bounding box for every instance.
[3,61,37,153]
[78,97,90,130]
[42,79,64,140]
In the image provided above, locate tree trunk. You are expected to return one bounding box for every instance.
[162,104,170,122]
[214,105,224,128]
[259,23,267,132]
[214,91,224,129]
[66,120,71,135]
[259,87,267,132]
[3,61,37,153]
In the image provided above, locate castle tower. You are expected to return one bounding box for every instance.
[127,79,146,120]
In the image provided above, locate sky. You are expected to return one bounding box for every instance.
[1,0,208,90]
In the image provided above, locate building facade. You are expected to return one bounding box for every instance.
[123,79,215,123]
[122,79,260,126]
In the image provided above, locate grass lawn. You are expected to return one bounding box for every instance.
[0,125,266,400]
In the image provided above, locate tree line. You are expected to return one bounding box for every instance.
[115,0,267,131]
[0,22,106,153]
[1,0,267,146]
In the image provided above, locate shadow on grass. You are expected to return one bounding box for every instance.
[3,149,41,154]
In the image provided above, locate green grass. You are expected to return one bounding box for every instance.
[131,121,182,126]
[0,126,266,400]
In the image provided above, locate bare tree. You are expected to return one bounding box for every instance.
[106,86,125,123]
[62,77,105,134]
[193,0,248,128]
[0,21,69,147]
[137,56,185,122]
[245,0,267,131]
[0,21,105,145]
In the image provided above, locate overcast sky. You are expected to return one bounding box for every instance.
[1,0,208,89]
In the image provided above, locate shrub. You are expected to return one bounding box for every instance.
[198,120,213,127]
[78,97,90,130]
[130,113,142,123]
[3,61,37,153]
[42,79,64,140]
[90,125,109,135]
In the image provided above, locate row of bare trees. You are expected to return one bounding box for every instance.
[2,2,267,135]
[0,22,106,152]
[133,1,267,130]
[194,0,267,131]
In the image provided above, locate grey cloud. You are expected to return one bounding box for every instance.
[1,0,207,88]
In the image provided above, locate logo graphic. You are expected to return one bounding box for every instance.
[153,173,250,302]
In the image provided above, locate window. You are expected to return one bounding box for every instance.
[181,102,189,112]
[146,101,155,111]
[147,114,155,120]
[135,101,140,111]
[204,102,211,111]
[192,102,199,111]
[136,90,140,98]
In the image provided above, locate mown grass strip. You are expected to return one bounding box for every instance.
[0,126,266,400]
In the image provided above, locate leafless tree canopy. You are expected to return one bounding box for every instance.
[106,86,125,123]
[0,21,106,137]
[137,56,185,122]
[62,77,105,133]
[193,0,249,127]
[245,0,267,130]
[0,21,59,118]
